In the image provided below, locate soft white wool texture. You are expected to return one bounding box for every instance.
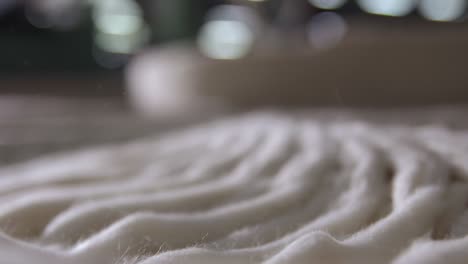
[1,113,468,264]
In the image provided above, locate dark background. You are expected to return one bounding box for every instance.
[1,0,468,164]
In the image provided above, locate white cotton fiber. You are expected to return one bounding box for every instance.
[1,113,468,264]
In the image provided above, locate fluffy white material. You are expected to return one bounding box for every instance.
[1,113,468,264]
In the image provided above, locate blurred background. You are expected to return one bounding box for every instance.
[1,0,468,163]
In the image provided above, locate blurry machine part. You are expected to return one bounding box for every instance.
[126,21,468,118]
[126,46,226,119]
[3,0,468,116]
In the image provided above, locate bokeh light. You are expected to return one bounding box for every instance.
[357,0,417,17]
[198,5,258,60]
[309,0,347,10]
[198,20,254,60]
[307,12,347,50]
[91,0,149,67]
[419,0,466,22]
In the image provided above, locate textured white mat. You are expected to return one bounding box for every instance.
[1,112,468,264]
